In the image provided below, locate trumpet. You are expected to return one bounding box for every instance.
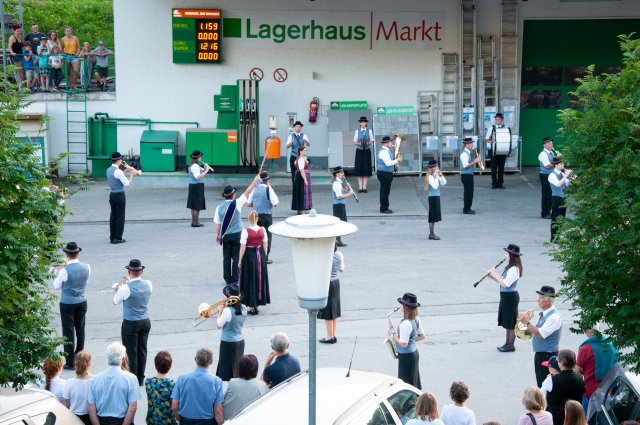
[475,151,485,172]
[341,177,359,203]
[193,296,241,327]
[120,160,142,176]
[515,308,536,341]
[384,307,400,359]
[112,276,130,292]
[472,258,506,287]
[48,260,68,275]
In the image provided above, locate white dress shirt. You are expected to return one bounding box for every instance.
[53,259,91,290]
[247,184,280,207]
[378,146,398,167]
[502,266,520,288]
[538,149,553,167]
[428,174,447,190]
[537,307,562,339]
[353,128,374,143]
[113,278,153,305]
[110,165,130,187]
[460,148,472,168]
[213,195,248,224]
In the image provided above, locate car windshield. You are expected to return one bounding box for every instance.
[387,389,418,422]
[606,377,640,423]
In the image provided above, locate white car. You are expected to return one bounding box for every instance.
[587,364,640,425]
[0,387,84,425]
[225,368,422,425]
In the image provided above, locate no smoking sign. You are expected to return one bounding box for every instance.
[273,68,288,83]
[249,67,264,81]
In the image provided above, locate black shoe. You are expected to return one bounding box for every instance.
[363,189,368,193]
[191,223,204,227]
[380,209,393,214]
[111,239,126,244]
[428,234,440,240]
[498,185,505,189]
[266,259,273,265]
[63,364,75,371]
[541,214,552,219]
[336,241,347,247]
[358,189,364,193]
[319,337,337,344]
[492,185,498,189]
[497,345,516,352]
[463,210,476,215]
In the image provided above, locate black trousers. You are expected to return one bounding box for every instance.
[550,196,567,241]
[121,318,151,386]
[289,156,297,186]
[222,231,241,283]
[180,418,216,425]
[540,173,552,216]
[97,416,124,425]
[109,192,126,241]
[461,174,474,212]
[60,301,87,367]
[377,171,393,212]
[534,351,558,388]
[398,350,421,390]
[491,154,507,186]
[257,214,273,256]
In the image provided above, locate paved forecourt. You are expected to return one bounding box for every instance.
[57,168,582,423]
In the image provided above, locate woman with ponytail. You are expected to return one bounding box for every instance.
[40,357,66,402]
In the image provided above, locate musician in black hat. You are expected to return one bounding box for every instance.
[331,166,354,247]
[487,244,523,353]
[377,136,401,214]
[353,116,374,192]
[538,137,555,219]
[518,285,562,387]
[459,137,481,214]
[215,283,247,381]
[187,150,213,227]
[285,121,310,186]
[387,293,425,389]
[247,171,279,264]
[485,112,509,189]
[548,157,572,242]
[424,159,447,240]
[107,152,135,244]
[52,242,91,370]
[214,175,261,284]
[113,259,153,386]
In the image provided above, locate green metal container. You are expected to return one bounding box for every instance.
[186,128,215,165]
[211,130,238,166]
[140,130,178,172]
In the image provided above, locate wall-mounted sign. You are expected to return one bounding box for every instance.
[376,106,414,116]
[330,100,368,110]
[214,94,236,112]
[249,67,264,80]
[172,9,222,64]
[273,68,288,82]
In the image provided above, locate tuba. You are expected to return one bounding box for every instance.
[393,134,405,171]
[384,307,400,359]
[193,296,241,327]
[515,308,535,341]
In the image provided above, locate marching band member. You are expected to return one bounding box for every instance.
[215,283,247,381]
[548,157,572,242]
[459,138,481,214]
[538,137,555,219]
[107,152,135,244]
[331,166,354,247]
[247,171,279,264]
[290,146,312,215]
[318,242,344,344]
[487,244,523,353]
[485,112,509,189]
[377,136,402,214]
[388,293,425,389]
[424,160,446,240]
[353,117,374,193]
[186,150,212,228]
[238,211,270,315]
[285,121,310,186]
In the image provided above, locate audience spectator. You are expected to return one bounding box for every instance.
[47,30,62,52]
[61,26,80,89]
[223,354,268,420]
[40,357,66,402]
[63,351,94,425]
[440,381,476,425]
[483,422,502,425]
[541,356,561,397]
[575,325,618,412]
[48,45,64,91]
[563,400,587,425]
[37,37,50,91]
[87,341,140,425]
[22,42,38,90]
[79,42,94,89]
[92,41,113,91]
[406,392,444,425]
[171,347,224,425]
[145,351,177,425]
[262,332,301,389]
[25,23,46,47]
[517,386,553,425]
[8,25,25,83]
[546,349,586,425]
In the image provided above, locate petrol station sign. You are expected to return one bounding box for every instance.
[376,106,415,116]
[172,9,222,64]
[330,101,368,110]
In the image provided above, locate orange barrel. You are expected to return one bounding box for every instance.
[265,136,281,159]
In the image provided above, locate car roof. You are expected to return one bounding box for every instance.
[227,368,413,425]
[624,369,640,390]
[0,387,53,418]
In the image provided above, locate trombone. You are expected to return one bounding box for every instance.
[193,296,241,327]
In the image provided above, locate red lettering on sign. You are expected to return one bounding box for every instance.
[375,19,443,42]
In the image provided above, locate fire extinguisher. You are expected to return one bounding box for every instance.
[309,97,319,123]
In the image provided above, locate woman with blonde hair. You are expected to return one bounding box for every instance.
[40,357,66,402]
[407,392,444,425]
[517,386,553,425]
[563,400,587,425]
[63,351,93,425]
[238,210,270,315]
[387,293,425,389]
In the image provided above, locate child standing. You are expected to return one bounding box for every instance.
[37,37,50,91]
[424,160,447,240]
[48,45,64,91]
[78,42,94,89]
[22,42,38,90]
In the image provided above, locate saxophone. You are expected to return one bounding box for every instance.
[384,307,400,359]
[393,134,405,171]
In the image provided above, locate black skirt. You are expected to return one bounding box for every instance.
[498,291,520,329]
[317,279,341,320]
[428,196,441,223]
[187,183,206,210]
[332,204,347,222]
[398,350,421,389]
[354,149,372,176]
[239,246,270,307]
[216,339,245,381]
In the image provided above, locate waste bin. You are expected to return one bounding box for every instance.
[140,130,178,172]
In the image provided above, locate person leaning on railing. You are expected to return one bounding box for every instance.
[92,41,113,91]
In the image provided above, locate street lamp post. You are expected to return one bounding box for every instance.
[270,210,357,425]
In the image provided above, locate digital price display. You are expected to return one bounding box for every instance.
[172,9,222,64]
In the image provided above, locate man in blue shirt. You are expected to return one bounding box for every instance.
[88,342,140,425]
[172,347,225,425]
[262,332,301,388]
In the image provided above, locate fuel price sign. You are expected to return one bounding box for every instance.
[172,9,222,64]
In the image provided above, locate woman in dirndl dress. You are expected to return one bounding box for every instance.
[290,146,312,214]
[353,116,373,192]
[487,243,523,353]
[186,150,212,227]
[238,211,270,315]
[388,293,426,389]
[216,283,246,381]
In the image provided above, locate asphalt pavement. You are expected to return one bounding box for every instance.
[56,167,583,424]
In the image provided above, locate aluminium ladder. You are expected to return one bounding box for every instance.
[65,89,88,174]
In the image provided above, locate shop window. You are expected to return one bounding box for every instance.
[521,90,562,109]
[521,67,562,86]
[565,66,594,86]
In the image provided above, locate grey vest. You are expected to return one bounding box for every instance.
[550,170,567,198]
[60,262,89,304]
[460,149,474,175]
[532,309,562,353]
[220,305,247,342]
[396,318,420,354]
[252,185,272,214]
[106,166,124,193]
[123,279,151,321]
[377,148,394,173]
[217,200,243,235]
[539,150,554,174]
[499,266,518,293]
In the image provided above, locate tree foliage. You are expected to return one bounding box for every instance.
[5,0,114,49]
[0,78,66,389]
[553,35,640,373]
